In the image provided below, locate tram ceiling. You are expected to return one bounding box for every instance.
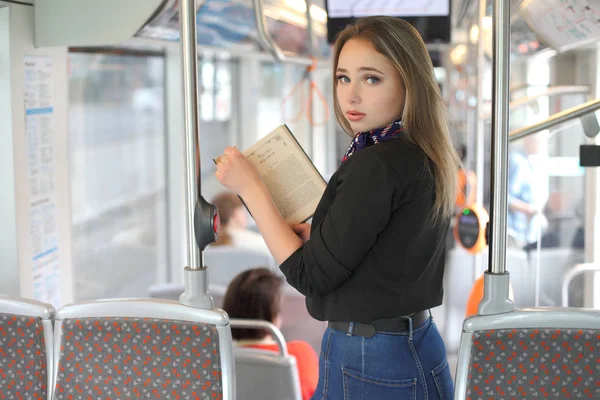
[453,0,600,55]
[34,0,328,64]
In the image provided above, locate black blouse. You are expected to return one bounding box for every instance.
[279,138,449,323]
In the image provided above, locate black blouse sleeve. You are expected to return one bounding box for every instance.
[279,151,400,296]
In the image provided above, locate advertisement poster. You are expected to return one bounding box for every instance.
[24,55,61,306]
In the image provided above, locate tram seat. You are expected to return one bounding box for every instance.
[230,319,302,400]
[148,246,277,300]
[527,248,585,307]
[149,247,277,299]
[203,246,278,286]
[454,308,600,399]
[148,282,185,300]
[149,283,226,303]
[52,299,235,399]
[148,283,326,353]
[0,296,54,400]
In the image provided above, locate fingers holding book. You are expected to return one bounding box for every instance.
[215,146,262,195]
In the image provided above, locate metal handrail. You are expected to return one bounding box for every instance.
[483,86,590,119]
[509,98,600,142]
[229,319,289,357]
[253,0,285,61]
[562,263,600,307]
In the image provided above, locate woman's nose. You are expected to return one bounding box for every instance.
[347,84,360,104]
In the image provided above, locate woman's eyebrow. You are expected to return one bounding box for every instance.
[336,67,384,74]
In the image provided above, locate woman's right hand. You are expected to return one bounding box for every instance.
[291,223,311,243]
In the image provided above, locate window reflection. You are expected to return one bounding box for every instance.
[68,51,168,301]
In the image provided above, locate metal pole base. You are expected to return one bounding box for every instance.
[478,271,515,315]
[179,266,214,309]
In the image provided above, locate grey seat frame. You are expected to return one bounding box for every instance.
[454,307,600,399]
[0,296,55,400]
[230,318,302,400]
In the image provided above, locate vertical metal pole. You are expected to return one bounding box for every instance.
[180,0,202,270]
[474,0,486,278]
[488,0,511,274]
[475,0,486,208]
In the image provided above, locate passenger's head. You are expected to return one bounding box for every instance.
[222,268,283,340]
[211,192,248,229]
[332,16,460,222]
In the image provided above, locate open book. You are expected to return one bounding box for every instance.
[242,125,327,225]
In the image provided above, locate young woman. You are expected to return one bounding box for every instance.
[222,268,319,400]
[215,16,459,399]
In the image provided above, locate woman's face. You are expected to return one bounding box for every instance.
[336,39,406,133]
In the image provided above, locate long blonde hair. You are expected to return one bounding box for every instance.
[332,16,460,223]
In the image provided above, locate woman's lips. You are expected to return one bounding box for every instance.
[347,111,366,121]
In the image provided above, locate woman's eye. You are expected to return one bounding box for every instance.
[366,76,380,84]
[336,75,350,83]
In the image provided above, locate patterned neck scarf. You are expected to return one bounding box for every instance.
[342,118,404,163]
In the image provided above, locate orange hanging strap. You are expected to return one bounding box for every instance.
[306,57,330,127]
[280,57,331,126]
[280,70,307,124]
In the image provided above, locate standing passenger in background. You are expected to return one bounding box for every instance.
[508,135,550,248]
[455,144,477,211]
[222,268,319,400]
[215,16,459,399]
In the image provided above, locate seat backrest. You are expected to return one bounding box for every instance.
[455,308,600,399]
[204,246,277,286]
[148,283,325,353]
[52,299,235,400]
[149,283,227,303]
[148,282,185,300]
[230,319,302,400]
[0,296,55,400]
[234,348,302,400]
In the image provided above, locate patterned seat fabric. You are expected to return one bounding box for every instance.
[0,313,48,399]
[54,317,222,399]
[467,328,600,399]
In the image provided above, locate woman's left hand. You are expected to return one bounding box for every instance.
[215,146,262,196]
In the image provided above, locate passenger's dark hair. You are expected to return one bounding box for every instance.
[222,268,283,340]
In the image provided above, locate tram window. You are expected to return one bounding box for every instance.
[68,51,168,302]
[200,57,233,122]
[259,62,311,151]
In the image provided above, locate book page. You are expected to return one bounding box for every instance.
[243,126,326,224]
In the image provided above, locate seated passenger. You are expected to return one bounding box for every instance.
[210,192,271,256]
[222,268,318,400]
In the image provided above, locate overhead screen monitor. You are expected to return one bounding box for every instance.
[325,0,451,44]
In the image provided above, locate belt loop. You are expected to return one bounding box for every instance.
[408,316,414,341]
[347,322,354,337]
